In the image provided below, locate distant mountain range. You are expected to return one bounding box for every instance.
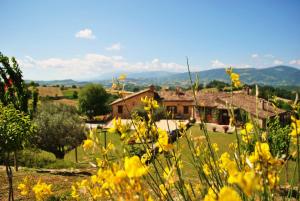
[25,79,89,86]
[28,66,300,87]
[157,65,300,86]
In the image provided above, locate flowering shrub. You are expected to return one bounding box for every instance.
[18,68,300,200]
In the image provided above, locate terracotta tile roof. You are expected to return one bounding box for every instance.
[193,91,230,107]
[109,88,154,105]
[158,90,194,102]
[110,87,286,119]
[218,93,286,119]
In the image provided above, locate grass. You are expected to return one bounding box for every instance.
[61,88,80,99]
[0,124,296,200]
[65,130,124,164]
[0,167,86,200]
[53,98,78,107]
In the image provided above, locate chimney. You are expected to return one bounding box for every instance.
[175,87,184,96]
[261,100,266,110]
[149,85,155,92]
[246,87,250,95]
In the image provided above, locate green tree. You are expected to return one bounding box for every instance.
[72,90,78,99]
[79,83,110,119]
[31,87,39,113]
[267,117,291,158]
[0,52,29,113]
[267,117,291,182]
[0,52,34,172]
[32,103,85,159]
[0,104,34,201]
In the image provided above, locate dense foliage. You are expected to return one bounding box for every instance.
[32,103,85,159]
[0,104,34,201]
[206,80,229,90]
[78,83,110,119]
[267,117,291,158]
[0,52,30,113]
[0,104,34,157]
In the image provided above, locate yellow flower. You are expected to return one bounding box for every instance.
[204,187,217,201]
[163,166,176,185]
[159,184,167,197]
[71,185,79,199]
[156,129,173,152]
[233,80,241,88]
[203,164,211,176]
[226,67,241,88]
[230,73,240,82]
[240,123,254,143]
[82,139,94,151]
[102,142,115,154]
[290,116,300,142]
[141,96,159,111]
[228,170,261,196]
[113,170,127,184]
[32,180,53,201]
[268,172,279,189]
[261,132,267,142]
[118,74,127,81]
[218,186,242,201]
[219,152,238,175]
[141,149,152,164]
[124,156,148,178]
[212,143,219,152]
[18,176,30,196]
[108,117,130,136]
[249,142,272,164]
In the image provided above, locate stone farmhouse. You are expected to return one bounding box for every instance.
[110,86,288,128]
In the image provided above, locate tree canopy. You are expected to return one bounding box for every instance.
[0,104,34,156]
[0,52,29,113]
[78,83,110,119]
[32,103,85,159]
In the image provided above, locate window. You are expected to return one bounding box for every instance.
[167,106,177,114]
[118,105,123,114]
[184,106,189,114]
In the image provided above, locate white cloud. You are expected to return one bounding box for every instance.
[211,60,226,68]
[106,43,122,51]
[273,59,283,65]
[289,59,300,66]
[251,54,259,58]
[75,28,96,39]
[19,54,185,80]
[211,59,251,68]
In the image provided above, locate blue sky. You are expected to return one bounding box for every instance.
[1,0,300,80]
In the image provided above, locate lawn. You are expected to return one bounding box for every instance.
[0,124,296,200]
[61,88,80,99]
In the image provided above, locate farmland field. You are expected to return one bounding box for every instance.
[37,86,63,97]
[53,98,78,107]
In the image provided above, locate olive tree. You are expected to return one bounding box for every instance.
[32,102,85,159]
[0,104,34,201]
